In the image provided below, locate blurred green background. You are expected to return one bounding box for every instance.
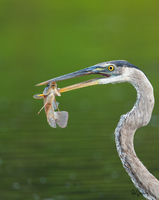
[0,0,159,199]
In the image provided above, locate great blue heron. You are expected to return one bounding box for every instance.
[36,60,159,200]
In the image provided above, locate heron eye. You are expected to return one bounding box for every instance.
[108,65,114,71]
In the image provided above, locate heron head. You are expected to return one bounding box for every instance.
[36,60,141,93]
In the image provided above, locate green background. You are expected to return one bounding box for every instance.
[1,0,159,199]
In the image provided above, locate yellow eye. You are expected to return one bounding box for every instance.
[108,65,114,71]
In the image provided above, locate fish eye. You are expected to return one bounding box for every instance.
[108,65,114,71]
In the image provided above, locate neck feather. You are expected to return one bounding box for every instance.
[115,69,159,200]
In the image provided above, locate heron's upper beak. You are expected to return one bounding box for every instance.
[36,65,111,93]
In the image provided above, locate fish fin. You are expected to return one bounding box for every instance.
[37,102,47,114]
[53,101,59,110]
[33,94,44,99]
[47,116,56,128]
[45,105,56,128]
[54,111,69,128]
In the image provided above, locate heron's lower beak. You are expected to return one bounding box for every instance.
[59,78,101,93]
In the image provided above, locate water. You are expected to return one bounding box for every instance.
[1,1,159,199]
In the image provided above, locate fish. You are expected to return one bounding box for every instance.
[33,82,68,128]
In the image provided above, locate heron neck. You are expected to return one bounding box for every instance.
[115,73,159,199]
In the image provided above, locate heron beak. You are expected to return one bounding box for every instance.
[36,65,110,93]
[59,78,101,93]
